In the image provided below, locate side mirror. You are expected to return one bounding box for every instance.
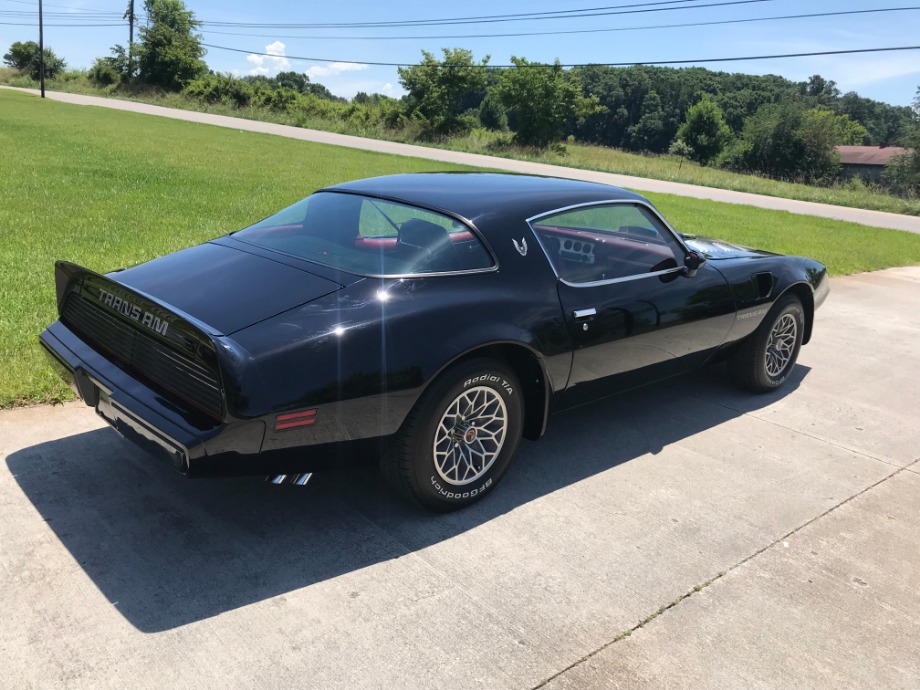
[683,251,706,277]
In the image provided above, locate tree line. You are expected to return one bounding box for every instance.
[4,0,919,195]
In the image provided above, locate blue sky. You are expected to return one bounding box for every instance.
[2,0,919,106]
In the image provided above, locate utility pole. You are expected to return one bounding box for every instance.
[38,0,45,98]
[126,0,135,78]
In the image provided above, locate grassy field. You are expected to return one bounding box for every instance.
[3,88,920,408]
[4,74,919,218]
[461,138,920,217]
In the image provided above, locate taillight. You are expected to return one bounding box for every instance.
[274,409,317,431]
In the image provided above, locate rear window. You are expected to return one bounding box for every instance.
[234,192,494,276]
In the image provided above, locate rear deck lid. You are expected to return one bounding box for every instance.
[110,242,344,335]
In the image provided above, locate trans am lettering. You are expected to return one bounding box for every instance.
[737,308,769,320]
[97,288,169,336]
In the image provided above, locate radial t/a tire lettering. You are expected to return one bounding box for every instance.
[383,358,524,512]
[729,294,805,393]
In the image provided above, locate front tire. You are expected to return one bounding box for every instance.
[729,294,805,393]
[383,358,523,512]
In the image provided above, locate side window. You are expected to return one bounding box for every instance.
[530,203,684,284]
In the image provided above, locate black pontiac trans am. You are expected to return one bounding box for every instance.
[40,173,829,510]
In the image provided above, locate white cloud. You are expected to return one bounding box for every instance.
[305,62,369,79]
[246,41,291,77]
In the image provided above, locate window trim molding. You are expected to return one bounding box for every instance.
[526,199,692,288]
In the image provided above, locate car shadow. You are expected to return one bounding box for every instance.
[7,363,809,633]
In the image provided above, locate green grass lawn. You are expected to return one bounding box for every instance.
[5,74,919,218]
[2,88,920,408]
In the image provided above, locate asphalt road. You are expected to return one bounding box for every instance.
[2,267,919,689]
[4,85,920,235]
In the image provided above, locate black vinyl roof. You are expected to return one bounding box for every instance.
[322,173,648,234]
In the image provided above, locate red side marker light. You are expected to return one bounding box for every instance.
[274,409,317,431]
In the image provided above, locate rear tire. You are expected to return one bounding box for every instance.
[729,294,805,393]
[383,358,523,512]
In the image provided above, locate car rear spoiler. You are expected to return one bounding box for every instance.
[54,260,219,338]
[53,260,226,420]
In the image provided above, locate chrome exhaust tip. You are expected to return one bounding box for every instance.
[266,473,312,486]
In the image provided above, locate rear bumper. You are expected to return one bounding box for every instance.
[39,321,265,475]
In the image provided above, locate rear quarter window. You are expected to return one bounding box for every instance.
[235,192,494,276]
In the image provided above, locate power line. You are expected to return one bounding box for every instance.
[211,0,721,28]
[196,0,787,29]
[200,42,920,68]
[197,7,920,42]
[0,0,122,12]
[0,21,126,26]
[0,11,125,18]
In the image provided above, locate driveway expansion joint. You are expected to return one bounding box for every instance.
[529,460,912,690]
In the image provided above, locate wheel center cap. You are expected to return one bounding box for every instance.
[463,427,478,444]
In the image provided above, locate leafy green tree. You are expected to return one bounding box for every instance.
[567,64,913,153]
[883,87,920,196]
[828,111,869,145]
[627,91,668,151]
[883,141,920,197]
[722,102,841,183]
[273,71,309,93]
[498,57,602,148]
[799,74,840,106]
[675,96,730,165]
[478,88,508,131]
[668,138,693,170]
[398,48,490,136]
[3,41,36,71]
[3,41,66,80]
[136,0,207,90]
[835,90,914,145]
[800,109,868,145]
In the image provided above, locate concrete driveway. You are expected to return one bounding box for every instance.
[2,267,918,690]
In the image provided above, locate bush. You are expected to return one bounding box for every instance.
[183,73,253,107]
[88,58,121,87]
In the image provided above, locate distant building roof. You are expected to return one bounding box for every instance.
[835,145,908,166]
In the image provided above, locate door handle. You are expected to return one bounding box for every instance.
[573,308,597,320]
